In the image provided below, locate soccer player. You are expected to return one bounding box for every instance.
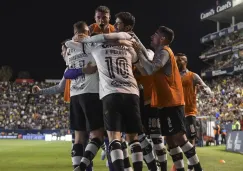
[114,12,166,171]
[64,21,106,171]
[68,34,133,171]
[88,6,117,171]
[176,53,211,171]
[134,26,204,171]
[89,6,115,34]
[71,32,144,171]
[32,39,93,171]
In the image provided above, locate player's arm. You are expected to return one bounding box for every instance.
[64,56,97,79]
[137,48,170,75]
[65,40,84,51]
[133,49,153,76]
[130,33,150,60]
[193,73,212,95]
[32,70,67,95]
[81,32,132,43]
[82,56,97,74]
[128,47,147,75]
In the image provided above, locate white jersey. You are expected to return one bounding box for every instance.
[66,42,99,96]
[90,43,139,99]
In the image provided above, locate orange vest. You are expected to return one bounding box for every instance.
[151,46,185,108]
[64,79,71,103]
[89,23,115,34]
[134,68,153,102]
[181,71,197,116]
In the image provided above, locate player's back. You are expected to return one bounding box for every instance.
[67,44,99,96]
[91,43,139,99]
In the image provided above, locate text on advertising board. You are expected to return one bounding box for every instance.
[216,1,232,12]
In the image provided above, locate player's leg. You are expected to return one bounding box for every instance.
[78,94,104,171]
[160,106,203,171]
[138,86,158,171]
[124,94,144,171]
[185,116,197,171]
[148,106,167,171]
[103,94,125,171]
[70,96,87,169]
[159,107,184,171]
[121,133,133,171]
[139,104,158,171]
[104,131,115,171]
[71,131,92,171]
[185,116,197,146]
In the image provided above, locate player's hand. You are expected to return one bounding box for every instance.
[117,40,133,47]
[82,62,97,74]
[73,33,88,42]
[32,85,41,94]
[132,41,142,52]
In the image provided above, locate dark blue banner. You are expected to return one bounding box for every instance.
[200,46,232,60]
[201,23,239,44]
[201,63,243,78]
[226,131,243,154]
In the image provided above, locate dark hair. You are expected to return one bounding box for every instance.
[90,32,98,36]
[73,21,88,34]
[158,26,174,44]
[95,6,110,14]
[115,12,135,29]
[175,53,186,57]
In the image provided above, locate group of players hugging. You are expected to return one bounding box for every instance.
[33,5,212,171]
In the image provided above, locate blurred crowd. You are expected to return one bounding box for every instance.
[202,31,243,56]
[202,30,243,73]
[0,72,242,130]
[197,73,243,122]
[0,82,69,130]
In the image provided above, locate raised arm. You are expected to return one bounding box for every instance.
[193,73,212,95]
[33,73,66,95]
[137,48,170,75]
[81,32,132,43]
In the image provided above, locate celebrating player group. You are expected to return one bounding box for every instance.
[33,5,212,171]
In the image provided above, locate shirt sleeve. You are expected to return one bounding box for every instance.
[38,69,67,95]
[103,32,132,40]
[65,40,83,51]
[193,73,212,95]
[82,32,132,43]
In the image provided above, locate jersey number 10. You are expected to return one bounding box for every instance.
[105,57,129,79]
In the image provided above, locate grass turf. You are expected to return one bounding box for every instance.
[0,140,242,171]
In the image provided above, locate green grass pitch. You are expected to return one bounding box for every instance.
[0,140,242,171]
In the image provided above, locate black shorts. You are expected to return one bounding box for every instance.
[102,93,143,134]
[185,115,197,139]
[142,104,160,135]
[158,106,186,136]
[70,93,103,131]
